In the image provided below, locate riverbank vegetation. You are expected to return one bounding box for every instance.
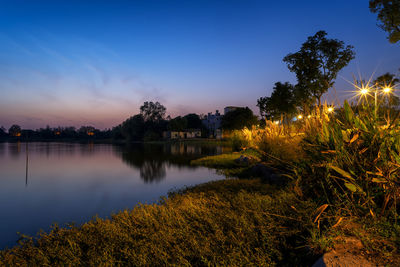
[1,179,319,266]
[192,100,400,265]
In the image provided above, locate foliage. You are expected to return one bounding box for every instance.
[140,101,166,122]
[283,31,355,107]
[230,122,304,164]
[191,149,261,169]
[8,124,21,137]
[257,82,297,121]
[370,0,400,43]
[0,179,317,266]
[183,113,203,129]
[299,100,400,218]
[167,116,188,131]
[0,126,7,137]
[221,107,258,130]
[120,114,145,141]
[0,124,113,140]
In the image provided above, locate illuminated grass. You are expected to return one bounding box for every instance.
[0,179,318,266]
[191,148,262,169]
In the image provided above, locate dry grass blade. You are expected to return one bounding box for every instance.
[332,217,343,228]
[313,204,329,223]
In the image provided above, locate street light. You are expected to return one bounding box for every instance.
[383,87,392,94]
[360,88,369,95]
[297,115,303,120]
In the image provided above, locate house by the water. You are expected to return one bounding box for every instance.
[163,129,201,139]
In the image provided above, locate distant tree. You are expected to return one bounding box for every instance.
[221,107,258,130]
[374,72,400,87]
[78,126,97,137]
[370,0,400,43]
[283,31,355,107]
[168,116,188,131]
[63,126,77,138]
[183,113,203,129]
[38,125,53,139]
[8,124,21,137]
[140,101,166,122]
[0,126,7,137]
[120,115,145,141]
[257,82,297,122]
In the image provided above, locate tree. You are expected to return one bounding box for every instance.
[370,0,400,43]
[183,113,203,129]
[257,82,297,121]
[168,116,188,131]
[0,126,7,137]
[8,124,21,137]
[283,31,355,107]
[221,107,258,130]
[140,101,166,122]
[120,114,145,141]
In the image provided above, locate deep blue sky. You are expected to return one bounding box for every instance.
[0,0,399,129]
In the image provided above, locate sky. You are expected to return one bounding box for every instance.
[0,0,399,129]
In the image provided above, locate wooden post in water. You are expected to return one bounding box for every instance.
[25,142,28,187]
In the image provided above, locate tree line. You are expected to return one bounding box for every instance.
[0,101,259,142]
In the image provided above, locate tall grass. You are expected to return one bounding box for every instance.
[231,121,303,163]
[231,101,400,220]
[300,100,400,218]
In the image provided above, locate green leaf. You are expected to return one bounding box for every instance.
[371,178,387,183]
[343,100,354,122]
[344,182,357,192]
[390,150,400,165]
[328,165,354,180]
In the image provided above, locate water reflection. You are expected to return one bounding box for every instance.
[115,143,230,183]
[0,142,5,156]
[8,141,22,159]
[0,142,228,249]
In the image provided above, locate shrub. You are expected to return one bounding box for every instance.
[299,101,400,218]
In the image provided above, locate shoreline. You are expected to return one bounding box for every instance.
[1,150,399,266]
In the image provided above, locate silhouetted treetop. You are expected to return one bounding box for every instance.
[283,30,355,106]
[370,0,400,43]
[140,101,166,122]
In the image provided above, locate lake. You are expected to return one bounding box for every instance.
[0,142,229,249]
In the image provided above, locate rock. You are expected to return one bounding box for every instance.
[251,163,285,185]
[312,237,378,267]
[312,252,377,267]
[234,155,252,165]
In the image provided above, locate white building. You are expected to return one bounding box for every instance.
[202,110,222,136]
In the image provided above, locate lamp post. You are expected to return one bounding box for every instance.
[359,84,393,119]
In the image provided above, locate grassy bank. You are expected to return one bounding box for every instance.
[1,179,319,266]
[189,101,400,265]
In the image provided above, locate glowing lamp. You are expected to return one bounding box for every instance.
[360,88,369,95]
[383,87,392,94]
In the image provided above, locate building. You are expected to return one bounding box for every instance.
[202,107,244,138]
[163,129,201,140]
[202,110,222,137]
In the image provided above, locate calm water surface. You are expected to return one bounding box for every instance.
[0,142,229,249]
